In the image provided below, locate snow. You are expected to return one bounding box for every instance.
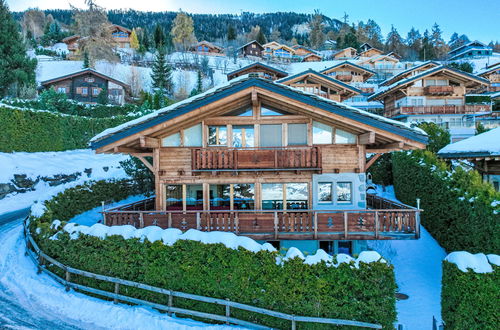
[0,223,241,329]
[368,185,447,329]
[0,149,128,216]
[487,254,500,266]
[283,247,305,261]
[438,127,500,156]
[445,251,494,273]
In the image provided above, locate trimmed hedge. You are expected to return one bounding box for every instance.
[442,261,499,329]
[32,180,397,329]
[392,150,500,254]
[0,106,130,152]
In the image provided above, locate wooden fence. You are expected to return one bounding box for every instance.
[23,217,382,329]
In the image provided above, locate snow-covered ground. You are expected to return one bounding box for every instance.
[368,185,447,329]
[0,221,241,330]
[0,149,129,216]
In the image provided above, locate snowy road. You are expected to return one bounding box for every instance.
[0,216,240,330]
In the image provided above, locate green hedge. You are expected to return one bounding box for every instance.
[31,181,397,329]
[392,150,500,253]
[0,106,130,152]
[442,261,499,329]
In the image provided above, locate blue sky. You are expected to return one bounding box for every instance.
[7,0,499,42]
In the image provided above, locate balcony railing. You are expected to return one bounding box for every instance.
[386,104,491,117]
[335,74,352,82]
[102,194,421,240]
[423,85,454,95]
[191,147,322,172]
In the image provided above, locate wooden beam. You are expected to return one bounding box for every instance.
[365,153,382,171]
[367,142,404,153]
[251,89,258,107]
[135,155,154,172]
[140,136,160,148]
[114,146,143,154]
[358,132,376,145]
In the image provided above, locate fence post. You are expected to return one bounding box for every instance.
[65,270,71,292]
[139,212,144,228]
[375,211,379,239]
[196,212,201,230]
[102,201,106,225]
[168,291,173,316]
[274,212,279,239]
[114,283,119,304]
[291,315,296,330]
[313,212,318,239]
[225,298,230,325]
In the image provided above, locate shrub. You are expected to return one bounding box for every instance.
[30,181,398,329]
[368,154,393,186]
[392,150,500,253]
[417,122,450,153]
[442,261,499,329]
[120,157,154,195]
[0,106,130,152]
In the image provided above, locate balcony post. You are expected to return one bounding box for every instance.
[343,212,348,239]
[196,212,201,230]
[313,212,318,239]
[416,198,421,239]
[168,212,172,228]
[375,211,379,239]
[139,212,144,228]
[274,211,279,239]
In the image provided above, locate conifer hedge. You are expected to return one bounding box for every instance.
[32,180,397,328]
[0,106,129,152]
[442,261,499,329]
[392,150,500,254]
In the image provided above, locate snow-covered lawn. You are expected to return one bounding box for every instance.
[0,222,241,330]
[368,186,446,329]
[0,149,129,216]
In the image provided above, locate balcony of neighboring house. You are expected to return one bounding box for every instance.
[385,104,491,117]
[335,74,352,82]
[101,193,421,241]
[423,85,455,95]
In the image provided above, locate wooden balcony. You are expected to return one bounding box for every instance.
[386,104,491,117]
[424,85,454,95]
[191,147,322,172]
[336,74,352,82]
[102,194,421,240]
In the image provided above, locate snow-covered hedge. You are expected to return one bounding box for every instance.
[392,150,500,254]
[0,106,130,152]
[30,180,398,328]
[442,251,500,329]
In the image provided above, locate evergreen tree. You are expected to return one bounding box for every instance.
[153,23,165,49]
[385,25,404,54]
[342,26,359,49]
[0,0,37,97]
[448,61,474,73]
[430,23,448,59]
[227,23,236,41]
[82,51,90,68]
[255,26,266,45]
[97,87,108,104]
[365,19,384,48]
[196,70,202,93]
[419,30,436,60]
[449,32,470,50]
[151,47,173,95]
[309,11,326,49]
[406,27,422,60]
[130,28,139,49]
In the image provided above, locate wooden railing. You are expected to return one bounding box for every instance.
[192,147,322,171]
[424,85,454,95]
[386,104,491,117]
[336,74,352,82]
[103,195,420,240]
[23,217,382,329]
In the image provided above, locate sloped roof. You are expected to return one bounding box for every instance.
[448,40,490,55]
[40,68,130,89]
[277,69,362,94]
[369,65,490,101]
[320,61,376,75]
[380,61,441,86]
[359,48,384,57]
[226,62,288,80]
[477,62,500,77]
[238,40,264,50]
[91,75,427,149]
[448,47,493,61]
[333,47,357,56]
[191,40,223,51]
[110,24,132,34]
[438,127,500,158]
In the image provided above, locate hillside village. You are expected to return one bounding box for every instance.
[0,1,499,329]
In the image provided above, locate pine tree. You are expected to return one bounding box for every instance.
[151,47,173,95]
[82,51,90,68]
[385,25,403,54]
[130,28,139,49]
[430,23,448,59]
[343,26,359,49]
[255,26,266,45]
[0,0,37,97]
[419,30,436,60]
[406,27,422,61]
[171,11,196,51]
[309,11,326,49]
[227,23,236,41]
[153,23,165,49]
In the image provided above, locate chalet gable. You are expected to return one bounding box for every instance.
[320,61,375,80]
[91,76,427,153]
[40,68,130,91]
[380,61,441,86]
[227,62,288,81]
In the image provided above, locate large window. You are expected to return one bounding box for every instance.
[186,184,203,210]
[335,129,357,144]
[232,125,255,147]
[261,106,289,116]
[313,121,333,144]
[260,124,282,147]
[162,132,181,147]
[318,182,333,203]
[184,124,202,147]
[262,183,284,210]
[165,185,182,210]
[208,126,227,146]
[233,184,255,210]
[336,182,352,204]
[209,184,231,210]
[262,183,308,210]
[287,123,307,145]
[225,107,253,117]
[286,183,308,209]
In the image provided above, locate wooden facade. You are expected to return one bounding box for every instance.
[333,48,358,60]
[478,62,500,92]
[292,45,316,57]
[40,68,131,105]
[359,48,384,58]
[92,76,427,241]
[303,53,322,62]
[110,24,132,48]
[189,41,224,55]
[238,40,264,58]
[227,62,288,81]
[321,62,375,84]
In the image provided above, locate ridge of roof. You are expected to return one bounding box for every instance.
[276,69,362,94]
[320,61,376,75]
[40,67,130,88]
[227,62,288,78]
[237,40,263,50]
[379,61,441,86]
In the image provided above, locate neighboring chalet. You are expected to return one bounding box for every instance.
[438,127,500,191]
[227,62,288,81]
[448,41,493,61]
[292,45,317,57]
[62,35,80,56]
[333,47,358,60]
[91,75,427,255]
[477,62,500,92]
[303,53,323,62]
[238,40,264,58]
[359,43,373,53]
[110,24,132,48]
[358,54,400,69]
[189,41,223,56]
[369,65,491,141]
[386,52,402,60]
[359,48,384,58]
[262,41,282,57]
[321,61,376,84]
[277,69,361,102]
[40,68,130,105]
[380,61,441,87]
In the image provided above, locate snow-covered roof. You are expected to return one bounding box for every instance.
[40,68,130,89]
[277,69,362,94]
[438,127,500,158]
[237,40,263,50]
[477,62,500,77]
[91,75,427,149]
[320,61,376,75]
[226,62,288,79]
[379,61,441,86]
[448,40,490,56]
[448,47,493,61]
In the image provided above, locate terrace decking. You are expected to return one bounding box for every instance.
[102,194,421,240]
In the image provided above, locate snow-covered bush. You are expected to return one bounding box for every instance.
[442,252,500,329]
[392,150,500,254]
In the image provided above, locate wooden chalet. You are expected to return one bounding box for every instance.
[40,68,131,105]
[272,45,296,59]
[380,61,441,87]
[110,24,132,48]
[358,54,400,69]
[262,41,282,57]
[292,45,316,57]
[238,40,264,58]
[91,75,427,254]
[369,65,490,119]
[359,48,384,58]
[189,40,224,56]
[387,52,402,60]
[478,62,500,92]
[227,62,288,81]
[359,43,373,53]
[302,53,323,62]
[333,47,358,60]
[277,69,361,102]
[448,41,493,61]
[321,61,376,84]
[438,127,500,191]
